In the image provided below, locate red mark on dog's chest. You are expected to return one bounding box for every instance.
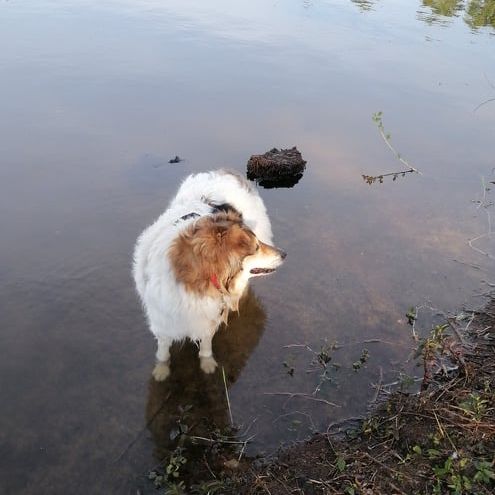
[210,274,221,290]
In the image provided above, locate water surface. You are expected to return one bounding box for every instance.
[1,1,494,493]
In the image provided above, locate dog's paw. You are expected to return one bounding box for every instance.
[200,355,218,374]
[152,362,170,381]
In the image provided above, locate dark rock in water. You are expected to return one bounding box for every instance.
[247,147,306,188]
[168,155,182,164]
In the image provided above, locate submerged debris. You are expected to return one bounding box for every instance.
[247,146,306,188]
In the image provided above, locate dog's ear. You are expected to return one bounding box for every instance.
[169,218,251,295]
[226,226,258,261]
[190,224,228,258]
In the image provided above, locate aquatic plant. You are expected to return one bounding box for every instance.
[362,111,420,185]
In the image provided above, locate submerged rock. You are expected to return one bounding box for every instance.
[246,146,306,188]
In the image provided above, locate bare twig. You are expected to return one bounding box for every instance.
[237,440,249,462]
[114,391,171,462]
[433,410,458,454]
[362,168,417,185]
[474,97,495,113]
[446,318,466,345]
[272,410,316,432]
[362,451,415,481]
[372,111,422,174]
[190,434,255,445]
[452,259,481,270]
[371,366,384,403]
[222,366,234,427]
[483,72,495,90]
[468,176,494,260]
[264,392,340,407]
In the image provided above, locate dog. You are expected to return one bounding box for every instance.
[146,288,266,461]
[133,170,286,381]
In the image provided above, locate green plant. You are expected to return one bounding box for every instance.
[473,460,495,484]
[282,357,295,376]
[344,484,356,495]
[431,455,495,494]
[398,371,416,392]
[459,393,489,421]
[362,112,420,185]
[165,448,188,479]
[191,480,227,494]
[336,456,346,473]
[406,306,417,325]
[361,416,380,436]
[164,481,186,495]
[352,348,369,371]
[317,344,333,366]
[433,456,472,495]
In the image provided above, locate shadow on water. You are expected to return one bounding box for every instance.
[255,173,304,189]
[142,289,266,488]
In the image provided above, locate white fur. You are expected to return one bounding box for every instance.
[133,170,278,379]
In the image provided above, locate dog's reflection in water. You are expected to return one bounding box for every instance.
[145,288,266,463]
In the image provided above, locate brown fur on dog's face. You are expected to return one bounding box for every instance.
[169,211,258,295]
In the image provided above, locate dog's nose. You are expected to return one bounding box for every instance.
[279,249,287,260]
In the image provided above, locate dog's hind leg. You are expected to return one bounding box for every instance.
[152,336,172,381]
[199,329,218,374]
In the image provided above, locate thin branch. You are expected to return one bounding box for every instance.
[468,176,495,260]
[222,366,234,427]
[452,259,481,270]
[373,112,422,175]
[263,391,340,407]
[362,451,415,481]
[189,434,256,445]
[446,318,466,345]
[378,127,420,174]
[371,366,384,403]
[483,71,495,90]
[272,410,317,432]
[114,391,171,462]
[473,97,495,113]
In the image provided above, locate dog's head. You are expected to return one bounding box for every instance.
[169,211,286,296]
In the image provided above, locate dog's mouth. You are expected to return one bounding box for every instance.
[250,268,276,275]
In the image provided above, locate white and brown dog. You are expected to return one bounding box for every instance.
[133,170,286,381]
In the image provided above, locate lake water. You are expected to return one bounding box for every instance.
[1,1,494,493]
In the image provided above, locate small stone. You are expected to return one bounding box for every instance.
[224,459,240,470]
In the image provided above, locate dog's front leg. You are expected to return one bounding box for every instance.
[152,336,172,381]
[199,326,218,374]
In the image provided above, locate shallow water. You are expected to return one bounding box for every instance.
[1,0,494,493]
